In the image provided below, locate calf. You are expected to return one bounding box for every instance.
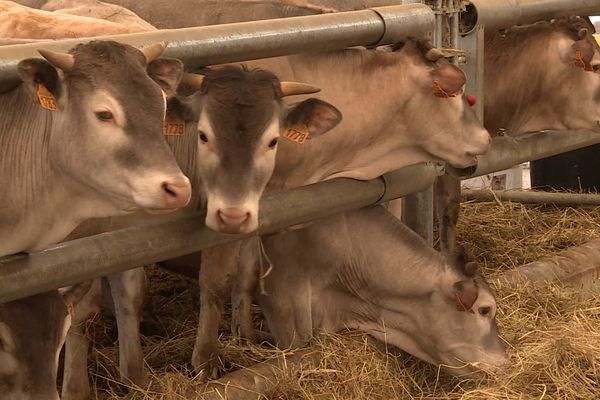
[0,283,91,400]
[0,40,190,257]
[252,206,507,376]
[61,66,342,400]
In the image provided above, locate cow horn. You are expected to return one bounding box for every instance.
[38,48,75,71]
[280,81,321,97]
[181,73,205,90]
[425,48,446,62]
[141,41,168,63]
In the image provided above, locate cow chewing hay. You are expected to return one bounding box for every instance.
[76,201,600,399]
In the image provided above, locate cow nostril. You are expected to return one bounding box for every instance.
[162,182,177,198]
[160,180,191,208]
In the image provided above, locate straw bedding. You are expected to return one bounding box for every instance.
[79,201,600,399]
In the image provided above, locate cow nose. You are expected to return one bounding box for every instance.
[161,179,191,208]
[217,208,251,234]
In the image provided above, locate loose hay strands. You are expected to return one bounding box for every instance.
[85,202,600,399]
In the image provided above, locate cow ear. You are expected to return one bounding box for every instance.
[430,63,466,98]
[166,95,197,123]
[147,58,184,97]
[453,279,478,312]
[283,98,342,138]
[61,281,93,307]
[17,58,61,98]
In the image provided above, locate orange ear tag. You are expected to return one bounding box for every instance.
[37,83,57,111]
[163,115,186,136]
[282,124,310,144]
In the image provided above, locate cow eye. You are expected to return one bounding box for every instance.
[198,131,208,143]
[478,306,491,317]
[268,138,278,148]
[95,111,114,122]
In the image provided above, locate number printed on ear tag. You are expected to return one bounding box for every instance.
[37,83,57,111]
[282,124,310,144]
[163,115,185,136]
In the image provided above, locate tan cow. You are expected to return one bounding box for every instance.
[0,0,150,38]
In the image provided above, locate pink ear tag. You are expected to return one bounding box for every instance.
[466,94,477,107]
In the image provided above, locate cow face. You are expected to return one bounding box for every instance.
[369,259,506,376]
[0,284,90,400]
[397,43,491,168]
[173,66,342,234]
[16,41,191,215]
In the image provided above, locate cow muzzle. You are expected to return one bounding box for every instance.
[215,208,252,234]
[161,179,192,209]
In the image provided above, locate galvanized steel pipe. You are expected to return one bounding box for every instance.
[0,4,433,90]
[447,130,600,179]
[0,163,438,303]
[462,189,600,206]
[462,0,600,33]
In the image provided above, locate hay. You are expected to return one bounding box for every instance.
[84,201,600,399]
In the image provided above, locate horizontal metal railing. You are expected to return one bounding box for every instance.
[1,129,600,302]
[0,4,433,91]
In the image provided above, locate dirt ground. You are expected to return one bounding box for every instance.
[75,201,600,399]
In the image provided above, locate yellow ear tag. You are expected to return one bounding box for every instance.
[282,124,310,144]
[163,115,186,136]
[37,83,57,111]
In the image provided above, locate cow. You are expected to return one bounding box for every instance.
[0,38,192,399]
[238,205,507,376]
[0,283,92,400]
[0,40,191,257]
[0,1,149,38]
[435,16,600,255]
[60,66,343,400]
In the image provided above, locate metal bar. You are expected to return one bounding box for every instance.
[402,188,434,244]
[462,189,600,206]
[462,0,600,33]
[0,163,438,303]
[497,238,600,299]
[446,130,600,179]
[0,4,433,90]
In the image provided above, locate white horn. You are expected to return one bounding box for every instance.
[38,48,75,71]
[181,73,205,91]
[140,41,168,63]
[280,81,321,97]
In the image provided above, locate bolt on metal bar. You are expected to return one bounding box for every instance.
[0,4,433,91]
[0,163,438,303]
[462,0,600,33]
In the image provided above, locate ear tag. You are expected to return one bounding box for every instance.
[37,83,57,111]
[163,115,185,136]
[432,80,457,98]
[282,124,310,144]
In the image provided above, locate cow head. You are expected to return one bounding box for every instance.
[392,40,491,168]
[171,66,342,234]
[426,247,506,376]
[0,284,91,400]
[16,41,191,215]
[367,244,506,376]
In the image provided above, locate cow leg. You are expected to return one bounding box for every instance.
[107,268,147,389]
[231,237,259,341]
[435,174,461,254]
[62,279,102,400]
[192,241,240,380]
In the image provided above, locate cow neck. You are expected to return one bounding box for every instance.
[0,85,98,255]
[333,208,462,324]
[254,49,419,190]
